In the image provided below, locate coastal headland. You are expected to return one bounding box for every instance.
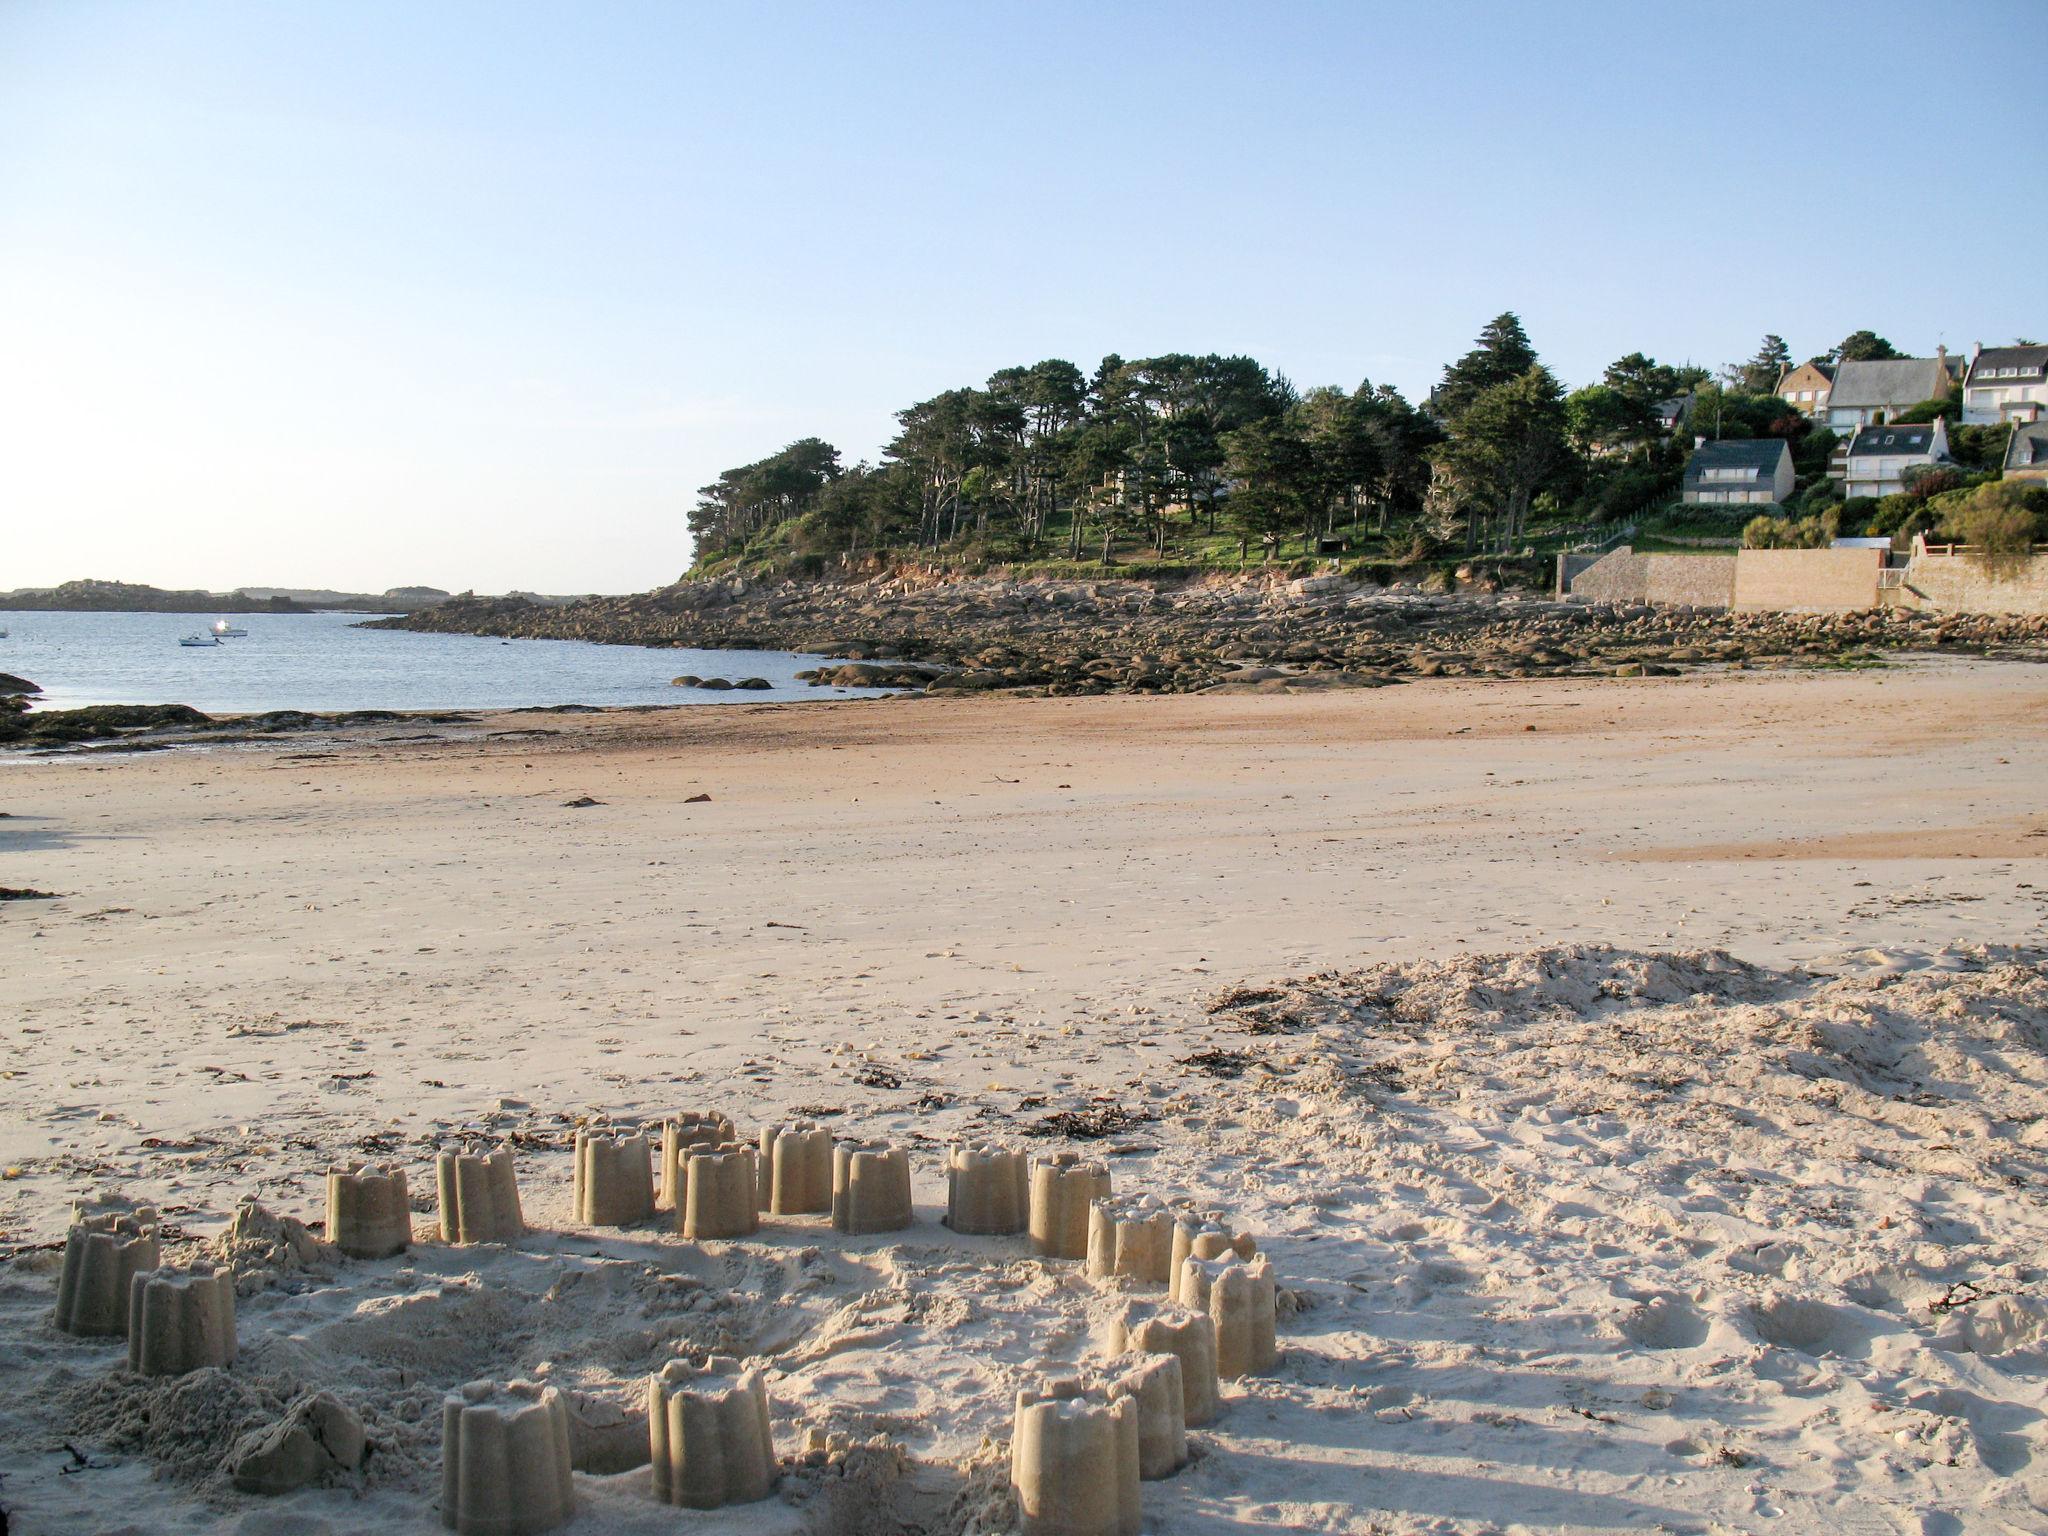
[3,659,2047,1532]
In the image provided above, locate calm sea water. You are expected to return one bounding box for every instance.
[0,609,868,713]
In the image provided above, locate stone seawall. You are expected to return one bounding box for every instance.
[1903,551,2048,617]
[1566,549,1734,608]
[1731,548,1884,614]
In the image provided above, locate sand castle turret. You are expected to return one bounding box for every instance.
[573,1126,655,1227]
[647,1356,777,1509]
[1030,1153,1110,1260]
[436,1148,523,1246]
[55,1209,160,1336]
[944,1143,1028,1235]
[660,1111,737,1210]
[831,1141,913,1234]
[440,1379,575,1536]
[1086,1195,1173,1284]
[327,1162,412,1260]
[1167,1211,1256,1304]
[1106,1352,1187,1480]
[758,1122,832,1215]
[323,1163,407,1261]
[679,1145,761,1240]
[1105,1299,1220,1427]
[128,1263,236,1375]
[1179,1254,1278,1377]
[1010,1377,1141,1536]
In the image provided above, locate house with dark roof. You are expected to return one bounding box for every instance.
[1962,344,2048,425]
[1823,354,1954,434]
[1842,418,1951,499]
[1682,438,1794,506]
[2004,419,2048,481]
[1653,394,1695,434]
[1776,361,1834,419]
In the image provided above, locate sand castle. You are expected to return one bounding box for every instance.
[758,1121,832,1215]
[55,1209,160,1336]
[831,1140,914,1234]
[647,1356,777,1509]
[1010,1377,1142,1536]
[1106,1351,1187,1480]
[1030,1152,1110,1260]
[128,1263,237,1375]
[441,1379,575,1536]
[1179,1253,1278,1377]
[1105,1299,1221,1426]
[945,1142,1029,1235]
[1085,1194,1174,1284]
[45,1110,1284,1526]
[679,1144,761,1240]
[659,1111,737,1210]
[573,1126,655,1227]
[435,1148,523,1245]
[327,1162,412,1259]
[1167,1210,1257,1304]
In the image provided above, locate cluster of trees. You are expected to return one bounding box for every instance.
[684,317,1986,570]
[686,353,1445,564]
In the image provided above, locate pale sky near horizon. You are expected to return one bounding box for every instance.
[2,2,2039,596]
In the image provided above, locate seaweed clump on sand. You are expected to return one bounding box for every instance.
[1027,1104,1157,1140]
[0,703,212,746]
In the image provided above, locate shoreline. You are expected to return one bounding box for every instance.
[372,571,2048,698]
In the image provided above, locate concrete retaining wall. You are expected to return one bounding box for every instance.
[1901,550,2048,616]
[1567,541,2048,616]
[1645,555,1737,607]
[1566,549,1645,603]
[1731,548,1882,613]
[1567,548,1734,607]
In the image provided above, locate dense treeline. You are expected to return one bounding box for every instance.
[683,314,1956,571]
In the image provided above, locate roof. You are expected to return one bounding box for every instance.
[1967,345,2048,385]
[1654,394,1693,421]
[1827,358,1951,410]
[2007,420,2048,470]
[1845,423,1943,458]
[1683,438,1788,484]
[1777,361,1834,385]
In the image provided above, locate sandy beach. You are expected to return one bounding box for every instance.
[5,657,2047,1534]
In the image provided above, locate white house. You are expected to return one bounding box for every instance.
[1823,354,1953,434]
[1961,343,2048,424]
[1682,437,1794,506]
[1841,417,1951,499]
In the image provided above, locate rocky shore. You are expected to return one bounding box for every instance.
[369,569,2048,694]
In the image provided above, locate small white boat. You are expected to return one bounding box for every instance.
[212,619,248,637]
[179,633,220,648]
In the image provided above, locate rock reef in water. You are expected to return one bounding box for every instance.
[363,570,2048,696]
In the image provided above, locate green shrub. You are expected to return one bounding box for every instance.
[1951,422,2014,472]
[1901,465,1972,500]
[1744,509,1839,549]
[1938,481,2047,574]
[1892,398,1959,424]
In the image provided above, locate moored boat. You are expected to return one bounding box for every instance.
[212,619,248,637]
[178,633,220,648]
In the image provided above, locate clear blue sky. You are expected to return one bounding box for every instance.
[2,1,2036,594]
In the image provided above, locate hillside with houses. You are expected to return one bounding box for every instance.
[666,318,2042,609]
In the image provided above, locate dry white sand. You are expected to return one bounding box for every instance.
[3,656,2046,1534]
